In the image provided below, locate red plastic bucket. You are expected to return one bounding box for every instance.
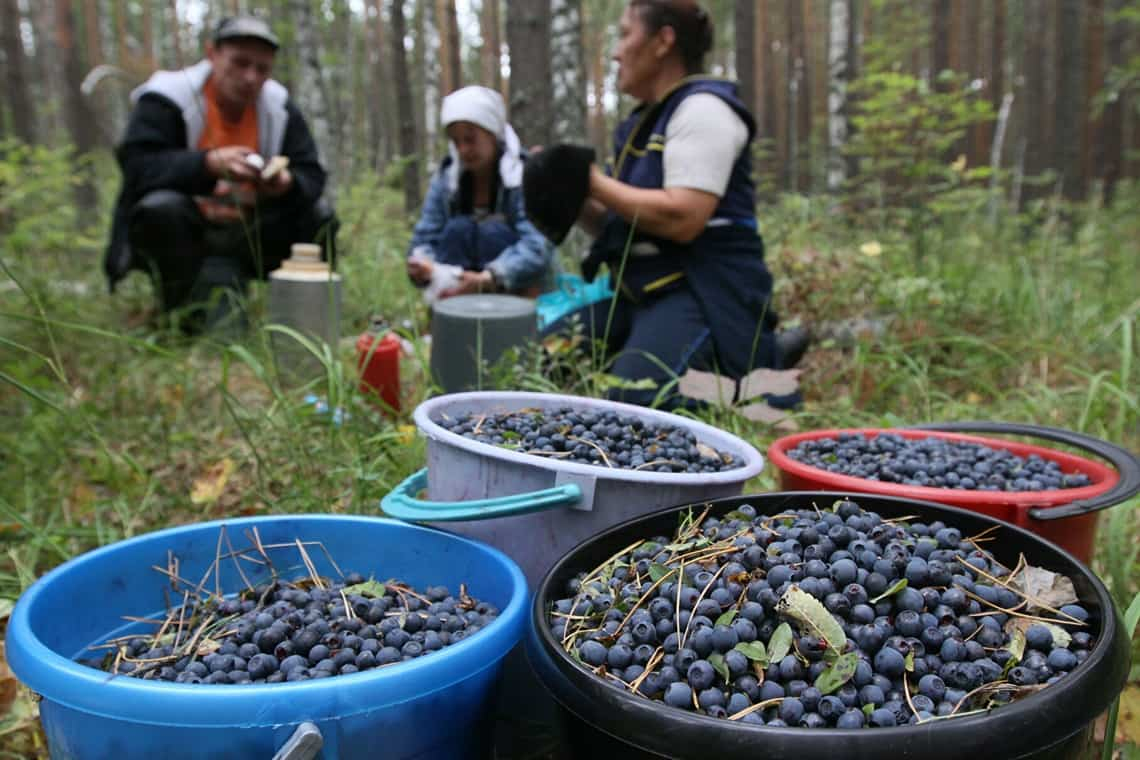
[767,422,1139,563]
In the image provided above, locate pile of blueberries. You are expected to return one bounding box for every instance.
[94,574,499,684]
[786,433,1091,491]
[437,407,741,473]
[549,498,1093,728]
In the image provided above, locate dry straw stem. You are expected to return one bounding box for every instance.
[627,647,664,694]
[568,435,614,467]
[956,554,1085,625]
[728,696,784,721]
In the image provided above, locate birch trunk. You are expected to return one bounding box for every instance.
[550,0,585,142]
[826,0,849,192]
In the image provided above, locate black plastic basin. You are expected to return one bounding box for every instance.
[526,492,1130,760]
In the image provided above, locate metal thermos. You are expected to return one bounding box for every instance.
[268,243,342,385]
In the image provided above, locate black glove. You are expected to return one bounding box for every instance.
[522,144,595,245]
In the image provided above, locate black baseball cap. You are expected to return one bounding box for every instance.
[214,16,280,50]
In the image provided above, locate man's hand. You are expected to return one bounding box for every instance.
[259,166,294,198]
[205,146,259,182]
[440,270,494,298]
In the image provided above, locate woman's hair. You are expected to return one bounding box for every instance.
[629,0,713,74]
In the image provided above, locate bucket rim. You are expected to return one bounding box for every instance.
[767,428,1120,509]
[5,515,528,727]
[527,491,1130,759]
[414,391,765,485]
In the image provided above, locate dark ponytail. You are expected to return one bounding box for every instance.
[629,0,713,74]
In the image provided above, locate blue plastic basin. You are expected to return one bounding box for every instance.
[5,515,527,759]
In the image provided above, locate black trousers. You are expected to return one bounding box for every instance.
[127,190,338,315]
[542,285,720,410]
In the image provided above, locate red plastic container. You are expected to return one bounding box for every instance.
[356,325,402,413]
[767,422,1139,563]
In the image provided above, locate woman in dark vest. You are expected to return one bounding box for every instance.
[531,0,808,409]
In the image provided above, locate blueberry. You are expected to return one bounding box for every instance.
[779,698,805,724]
[1047,648,1078,671]
[837,709,865,728]
[874,647,906,678]
[578,640,607,667]
[662,681,693,709]
[687,660,717,691]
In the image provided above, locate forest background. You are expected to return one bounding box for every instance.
[1,1,1139,755]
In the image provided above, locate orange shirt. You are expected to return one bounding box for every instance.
[197,76,260,214]
[197,76,259,153]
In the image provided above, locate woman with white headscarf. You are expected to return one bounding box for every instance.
[406,86,556,300]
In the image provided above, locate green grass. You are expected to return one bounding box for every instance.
[0,146,1138,752]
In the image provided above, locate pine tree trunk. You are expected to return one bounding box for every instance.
[756,0,773,139]
[932,0,952,81]
[965,0,985,166]
[289,0,338,189]
[771,2,788,190]
[786,0,808,191]
[1102,0,1125,202]
[412,0,431,170]
[826,0,849,192]
[845,0,860,182]
[370,0,393,169]
[55,0,98,214]
[115,0,128,75]
[436,0,461,95]
[550,0,585,143]
[480,0,503,93]
[1055,0,1083,199]
[1,0,36,143]
[142,2,155,69]
[83,0,102,68]
[506,0,552,147]
[391,0,421,212]
[1021,0,1049,202]
[1082,0,1104,193]
[584,1,609,154]
[989,0,1006,168]
[735,0,756,114]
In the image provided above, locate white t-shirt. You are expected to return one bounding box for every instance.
[663,93,749,197]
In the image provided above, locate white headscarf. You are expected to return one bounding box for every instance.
[440,85,524,191]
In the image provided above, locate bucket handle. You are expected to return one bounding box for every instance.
[273,722,322,760]
[381,468,583,521]
[908,421,1140,521]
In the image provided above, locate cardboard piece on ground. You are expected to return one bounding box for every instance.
[678,368,801,405]
[738,402,799,431]
[737,368,801,403]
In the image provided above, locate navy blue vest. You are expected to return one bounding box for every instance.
[610,78,757,227]
[591,78,779,376]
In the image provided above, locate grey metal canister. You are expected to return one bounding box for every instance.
[267,243,342,385]
[429,294,536,393]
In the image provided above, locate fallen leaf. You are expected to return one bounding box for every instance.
[397,424,417,445]
[1114,684,1140,747]
[190,459,236,505]
[1009,564,1079,613]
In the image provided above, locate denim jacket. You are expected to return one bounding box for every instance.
[408,159,557,292]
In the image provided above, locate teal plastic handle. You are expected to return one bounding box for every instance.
[381,468,582,522]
